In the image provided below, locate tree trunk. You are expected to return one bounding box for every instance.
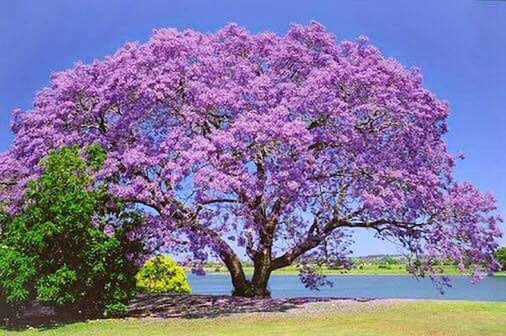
[231,268,272,298]
[250,248,272,298]
[231,247,273,298]
[217,244,250,296]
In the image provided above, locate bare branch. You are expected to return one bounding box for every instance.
[201,198,238,205]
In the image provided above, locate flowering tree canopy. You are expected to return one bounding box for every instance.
[0,22,502,297]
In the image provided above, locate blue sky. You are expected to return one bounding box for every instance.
[1,0,505,256]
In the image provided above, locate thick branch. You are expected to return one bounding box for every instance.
[271,217,428,270]
[174,201,250,289]
[134,197,249,289]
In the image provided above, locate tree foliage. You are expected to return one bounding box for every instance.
[136,256,191,294]
[0,146,145,316]
[495,247,506,271]
[0,23,502,297]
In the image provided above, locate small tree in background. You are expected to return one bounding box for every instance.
[383,257,400,265]
[495,247,506,271]
[0,146,146,318]
[136,256,191,294]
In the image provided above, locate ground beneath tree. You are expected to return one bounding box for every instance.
[2,294,408,328]
[127,294,404,319]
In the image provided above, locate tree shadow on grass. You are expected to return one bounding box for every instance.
[127,294,375,319]
[1,294,377,331]
[1,301,97,331]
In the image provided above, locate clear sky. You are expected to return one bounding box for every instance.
[1,0,505,256]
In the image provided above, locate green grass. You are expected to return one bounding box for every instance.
[201,264,506,276]
[2,301,505,336]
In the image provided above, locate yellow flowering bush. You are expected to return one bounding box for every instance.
[136,256,191,294]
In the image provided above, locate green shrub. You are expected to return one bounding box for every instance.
[103,302,128,318]
[496,247,506,271]
[0,145,146,316]
[0,248,35,304]
[383,257,400,265]
[136,256,191,294]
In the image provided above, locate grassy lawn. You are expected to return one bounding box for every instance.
[2,301,505,336]
[201,264,506,276]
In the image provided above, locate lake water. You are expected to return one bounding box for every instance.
[187,274,506,301]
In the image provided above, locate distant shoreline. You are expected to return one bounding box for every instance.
[185,267,506,277]
[192,272,506,276]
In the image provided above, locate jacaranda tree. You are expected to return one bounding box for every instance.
[0,23,502,297]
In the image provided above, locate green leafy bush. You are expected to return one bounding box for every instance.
[0,248,35,304]
[383,257,400,265]
[103,302,128,318]
[136,256,191,294]
[496,247,506,271]
[0,145,145,316]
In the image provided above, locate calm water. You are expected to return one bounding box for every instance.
[187,274,506,301]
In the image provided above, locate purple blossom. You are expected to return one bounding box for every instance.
[103,224,115,238]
